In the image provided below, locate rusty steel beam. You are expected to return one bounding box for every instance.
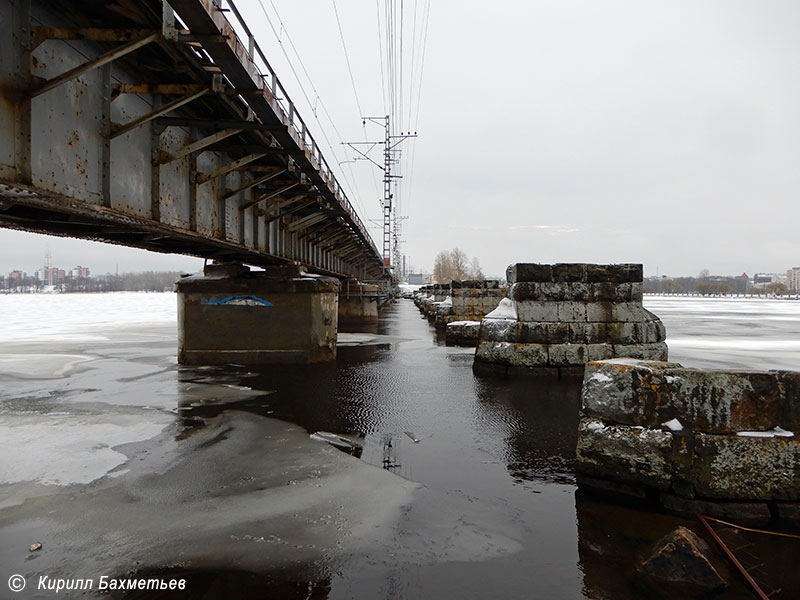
[286,211,326,233]
[111,87,210,139]
[299,220,338,241]
[155,116,284,131]
[264,198,316,224]
[31,32,160,97]
[242,182,300,210]
[261,192,308,215]
[32,27,158,48]
[227,170,288,202]
[241,165,288,172]
[114,83,208,95]
[196,152,266,184]
[156,128,244,165]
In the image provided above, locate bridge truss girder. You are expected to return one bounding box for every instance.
[0,0,386,281]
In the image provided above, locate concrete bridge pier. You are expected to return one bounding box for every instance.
[338,280,379,330]
[176,263,340,365]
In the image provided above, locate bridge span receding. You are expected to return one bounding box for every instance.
[0,0,386,282]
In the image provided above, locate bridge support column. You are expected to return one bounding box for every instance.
[176,263,340,365]
[338,280,379,331]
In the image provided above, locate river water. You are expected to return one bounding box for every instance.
[0,293,798,599]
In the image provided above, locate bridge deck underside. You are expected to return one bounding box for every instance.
[0,0,385,280]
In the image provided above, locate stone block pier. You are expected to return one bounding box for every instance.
[577,359,800,523]
[414,284,449,320]
[434,280,506,330]
[473,263,668,376]
[176,263,340,365]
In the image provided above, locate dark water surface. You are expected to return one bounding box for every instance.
[166,300,794,599]
[2,295,799,599]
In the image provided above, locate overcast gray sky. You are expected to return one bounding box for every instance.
[3,0,798,278]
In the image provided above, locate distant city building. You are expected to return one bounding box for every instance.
[36,267,66,285]
[71,266,90,279]
[787,267,800,292]
[9,270,24,280]
[407,273,428,285]
[753,273,784,286]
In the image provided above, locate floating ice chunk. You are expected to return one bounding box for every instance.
[484,298,517,320]
[310,431,364,452]
[661,418,683,431]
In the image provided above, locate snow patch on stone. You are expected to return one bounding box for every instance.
[484,298,517,320]
[661,418,683,432]
[736,427,795,439]
[588,372,614,384]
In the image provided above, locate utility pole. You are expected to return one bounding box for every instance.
[344,116,415,278]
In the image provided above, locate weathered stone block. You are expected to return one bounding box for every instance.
[582,359,677,426]
[557,301,587,322]
[776,371,800,432]
[586,344,615,362]
[576,418,673,490]
[544,322,570,344]
[585,264,613,282]
[606,264,643,283]
[666,369,786,433]
[516,300,559,322]
[630,282,644,302]
[639,321,663,344]
[508,282,541,301]
[518,322,550,344]
[585,322,608,344]
[589,282,617,301]
[585,301,614,322]
[611,302,648,322]
[691,434,800,501]
[613,342,668,361]
[568,322,588,344]
[479,318,521,342]
[475,340,548,367]
[613,282,633,302]
[445,320,481,347]
[606,322,639,345]
[538,281,567,301]
[549,343,588,365]
[506,263,553,283]
[553,263,587,282]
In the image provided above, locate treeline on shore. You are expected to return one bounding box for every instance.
[3,271,186,293]
[644,275,791,296]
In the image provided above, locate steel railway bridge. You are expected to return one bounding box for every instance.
[0,0,387,282]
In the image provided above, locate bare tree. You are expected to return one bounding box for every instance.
[451,248,470,280]
[469,256,484,280]
[432,248,483,283]
[432,250,454,283]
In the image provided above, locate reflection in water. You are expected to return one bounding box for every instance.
[162,299,800,599]
[473,376,582,486]
[3,293,797,599]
